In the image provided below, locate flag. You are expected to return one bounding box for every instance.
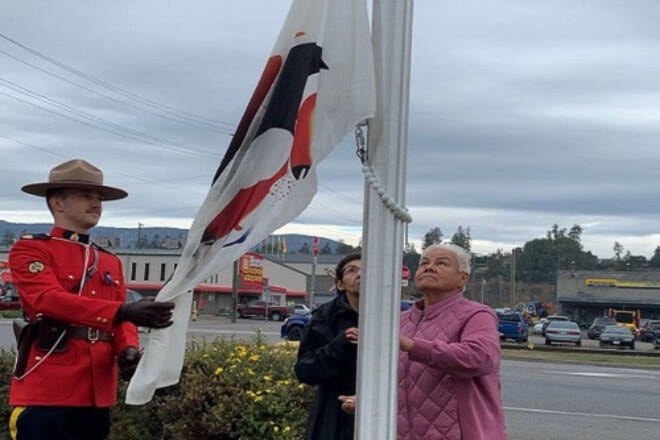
[126,0,375,405]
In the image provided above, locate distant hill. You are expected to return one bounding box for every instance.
[0,220,350,254]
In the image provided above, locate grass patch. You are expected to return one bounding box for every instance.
[502,347,660,369]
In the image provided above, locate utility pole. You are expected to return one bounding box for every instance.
[511,248,516,307]
[310,237,319,307]
[137,222,144,249]
[231,259,239,323]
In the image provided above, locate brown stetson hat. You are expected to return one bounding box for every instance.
[21,158,128,201]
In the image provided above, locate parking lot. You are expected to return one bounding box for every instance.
[519,329,658,352]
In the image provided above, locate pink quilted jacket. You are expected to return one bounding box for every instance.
[398,293,507,440]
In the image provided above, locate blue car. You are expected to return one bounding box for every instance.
[497,311,529,342]
[280,300,417,341]
[281,314,310,341]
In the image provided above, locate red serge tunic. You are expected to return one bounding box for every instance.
[8,226,139,407]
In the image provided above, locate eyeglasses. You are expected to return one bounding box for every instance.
[343,265,361,276]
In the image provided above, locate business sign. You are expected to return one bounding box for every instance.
[239,253,264,286]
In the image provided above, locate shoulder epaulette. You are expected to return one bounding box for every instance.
[20,233,51,240]
[92,242,116,255]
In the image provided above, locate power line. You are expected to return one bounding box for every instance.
[0,130,211,198]
[0,77,215,154]
[0,90,212,158]
[0,32,236,132]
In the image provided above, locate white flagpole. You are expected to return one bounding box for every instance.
[356,0,413,439]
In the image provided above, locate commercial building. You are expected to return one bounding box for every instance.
[557,270,660,322]
[0,246,344,316]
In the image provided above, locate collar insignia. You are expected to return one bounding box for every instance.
[28,261,45,273]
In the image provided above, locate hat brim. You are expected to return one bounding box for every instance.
[21,182,128,201]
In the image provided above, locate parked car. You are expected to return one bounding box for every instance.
[599,325,635,349]
[400,299,415,311]
[639,320,660,342]
[587,317,617,340]
[293,304,311,316]
[544,320,581,346]
[281,314,310,341]
[0,295,22,311]
[236,301,293,321]
[533,318,548,335]
[655,334,660,350]
[540,315,569,336]
[497,311,529,342]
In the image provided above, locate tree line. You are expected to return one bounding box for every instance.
[403,223,660,289]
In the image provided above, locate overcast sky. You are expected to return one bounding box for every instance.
[2,1,660,258]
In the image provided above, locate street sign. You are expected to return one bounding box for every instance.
[312,236,320,256]
[401,265,411,280]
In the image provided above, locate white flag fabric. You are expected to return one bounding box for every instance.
[126,0,375,405]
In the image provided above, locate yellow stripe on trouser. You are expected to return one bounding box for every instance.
[9,407,25,440]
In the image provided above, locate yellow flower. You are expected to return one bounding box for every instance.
[273,426,280,432]
[263,375,272,381]
[284,426,291,432]
[214,367,224,375]
[249,354,260,362]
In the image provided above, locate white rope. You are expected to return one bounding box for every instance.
[361,164,412,223]
[355,123,413,225]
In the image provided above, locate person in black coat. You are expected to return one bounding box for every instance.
[295,253,361,440]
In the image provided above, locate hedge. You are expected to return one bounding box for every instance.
[0,334,314,439]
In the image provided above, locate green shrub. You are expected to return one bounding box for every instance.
[0,349,17,439]
[0,337,313,440]
[110,335,313,439]
[0,311,22,319]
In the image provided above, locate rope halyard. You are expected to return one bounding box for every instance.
[355,123,413,225]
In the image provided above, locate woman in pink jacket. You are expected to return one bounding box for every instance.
[398,243,507,440]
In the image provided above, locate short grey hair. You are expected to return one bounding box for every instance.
[421,243,472,275]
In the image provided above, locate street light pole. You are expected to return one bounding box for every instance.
[511,248,516,307]
[137,222,143,249]
[481,278,486,304]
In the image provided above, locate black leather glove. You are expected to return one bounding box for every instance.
[116,298,175,329]
[118,346,140,381]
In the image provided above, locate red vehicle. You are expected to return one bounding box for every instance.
[0,296,22,311]
[236,300,293,321]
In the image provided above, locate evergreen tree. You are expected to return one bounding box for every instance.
[320,242,332,254]
[649,246,660,268]
[1,230,16,246]
[335,240,356,255]
[450,225,471,252]
[568,224,582,242]
[422,227,443,250]
[613,242,624,261]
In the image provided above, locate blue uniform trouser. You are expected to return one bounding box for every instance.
[10,406,111,440]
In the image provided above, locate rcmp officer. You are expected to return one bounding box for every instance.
[8,159,175,440]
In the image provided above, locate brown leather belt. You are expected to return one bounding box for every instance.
[68,326,114,342]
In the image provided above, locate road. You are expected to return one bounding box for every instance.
[502,360,660,440]
[2,316,659,439]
